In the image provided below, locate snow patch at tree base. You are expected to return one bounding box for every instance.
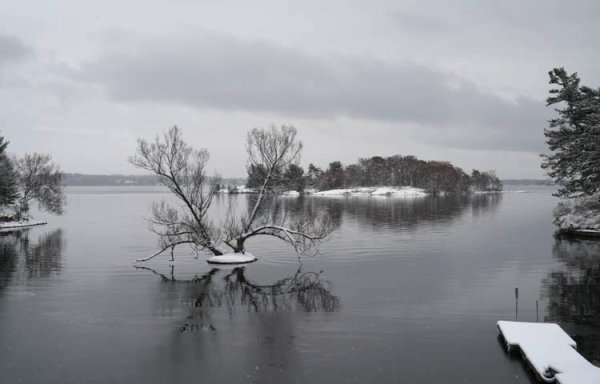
[207,252,257,264]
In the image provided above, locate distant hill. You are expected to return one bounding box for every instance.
[63,173,245,187]
[501,179,555,186]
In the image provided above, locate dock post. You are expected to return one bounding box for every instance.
[515,287,519,321]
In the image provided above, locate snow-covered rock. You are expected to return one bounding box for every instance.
[235,185,254,194]
[373,187,427,197]
[314,189,352,196]
[217,185,256,194]
[207,252,257,264]
[282,190,301,197]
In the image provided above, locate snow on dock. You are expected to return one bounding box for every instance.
[497,321,600,384]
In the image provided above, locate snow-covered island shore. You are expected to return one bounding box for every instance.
[554,196,600,237]
[0,220,47,231]
[218,186,429,197]
[313,186,427,197]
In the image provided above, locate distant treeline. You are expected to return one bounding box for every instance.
[64,173,160,186]
[64,173,245,187]
[248,155,502,194]
[501,179,555,186]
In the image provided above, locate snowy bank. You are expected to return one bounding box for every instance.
[0,220,47,230]
[207,252,257,264]
[554,196,600,237]
[314,186,427,197]
[218,185,255,194]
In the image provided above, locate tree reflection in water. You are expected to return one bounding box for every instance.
[136,265,340,332]
[542,236,600,363]
[0,228,63,288]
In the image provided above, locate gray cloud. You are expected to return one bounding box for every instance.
[0,34,30,68]
[73,32,548,153]
[393,1,600,42]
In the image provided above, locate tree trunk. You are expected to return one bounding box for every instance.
[208,246,224,256]
[234,238,246,254]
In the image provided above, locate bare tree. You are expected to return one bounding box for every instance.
[221,125,336,254]
[132,125,338,263]
[129,126,222,261]
[13,153,66,220]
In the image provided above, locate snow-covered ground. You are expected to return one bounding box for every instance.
[0,220,47,230]
[313,186,427,197]
[218,185,255,194]
[554,196,600,235]
[217,185,431,197]
[473,190,507,194]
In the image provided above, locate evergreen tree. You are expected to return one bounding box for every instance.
[282,164,305,192]
[305,163,324,190]
[541,68,600,198]
[246,164,268,189]
[246,163,285,191]
[0,134,18,208]
[344,163,364,187]
[323,161,345,189]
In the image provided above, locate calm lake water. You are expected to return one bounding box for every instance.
[1,186,599,383]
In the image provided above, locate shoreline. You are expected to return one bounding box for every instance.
[557,228,600,239]
[0,220,48,230]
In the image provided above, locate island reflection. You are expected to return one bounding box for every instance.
[217,192,502,232]
[319,192,502,228]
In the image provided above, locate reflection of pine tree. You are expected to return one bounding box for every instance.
[542,237,600,362]
[0,229,64,288]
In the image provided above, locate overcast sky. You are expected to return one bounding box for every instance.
[1,0,598,178]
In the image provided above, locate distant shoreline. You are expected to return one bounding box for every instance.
[502,179,555,186]
[63,173,244,187]
[63,173,553,187]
